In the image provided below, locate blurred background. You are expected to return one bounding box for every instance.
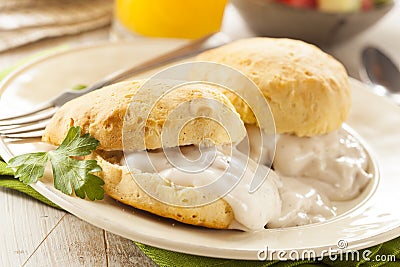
[0,0,399,81]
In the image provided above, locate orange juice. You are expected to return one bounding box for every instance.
[115,0,228,39]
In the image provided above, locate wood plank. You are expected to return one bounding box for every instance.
[23,214,107,267]
[105,231,157,267]
[0,187,65,266]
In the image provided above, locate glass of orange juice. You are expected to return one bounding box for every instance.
[113,0,228,39]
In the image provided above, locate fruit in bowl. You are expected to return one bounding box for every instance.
[232,0,394,46]
[276,0,390,12]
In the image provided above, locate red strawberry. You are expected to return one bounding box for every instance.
[362,0,374,10]
[278,0,317,8]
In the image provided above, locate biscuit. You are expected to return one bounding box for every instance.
[197,38,351,136]
[42,80,243,229]
[91,151,234,229]
[43,80,245,150]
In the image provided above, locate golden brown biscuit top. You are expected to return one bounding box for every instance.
[42,80,244,151]
[197,37,351,136]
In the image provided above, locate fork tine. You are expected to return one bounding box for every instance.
[1,130,44,139]
[0,119,50,134]
[0,103,53,121]
[0,107,57,126]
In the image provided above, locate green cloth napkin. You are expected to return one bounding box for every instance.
[0,55,398,267]
[0,161,60,209]
[1,160,399,267]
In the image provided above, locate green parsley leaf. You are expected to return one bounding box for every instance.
[71,84,87,91]
[49,156,104,201]
[8,152,48,184]
[55,125,99,157]
[7,126,104,200]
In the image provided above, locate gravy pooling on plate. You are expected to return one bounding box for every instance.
[243,124,372,228]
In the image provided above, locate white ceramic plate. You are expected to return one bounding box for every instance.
[0,40,400,260]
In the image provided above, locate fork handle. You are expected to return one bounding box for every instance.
[52,33,230,107]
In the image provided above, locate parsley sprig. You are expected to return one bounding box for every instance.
[8,126,104,200]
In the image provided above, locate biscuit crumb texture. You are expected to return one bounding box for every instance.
[92,152,234,229]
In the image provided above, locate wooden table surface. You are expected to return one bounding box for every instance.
[1,3,399,267]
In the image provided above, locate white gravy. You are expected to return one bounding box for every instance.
[273,128,372,201]
[123,124,371,231]
[125,145,282,231]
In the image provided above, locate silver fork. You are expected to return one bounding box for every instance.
[0,33,230,139]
